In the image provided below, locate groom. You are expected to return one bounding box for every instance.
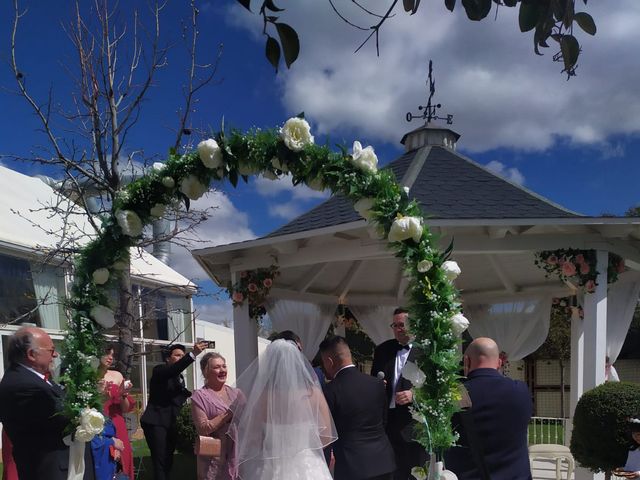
[320,336,396,480]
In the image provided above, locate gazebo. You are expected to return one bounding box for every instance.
[192,125,640,479]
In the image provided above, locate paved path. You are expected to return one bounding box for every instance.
[531,458,574,480]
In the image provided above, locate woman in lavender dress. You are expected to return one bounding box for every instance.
[191,352,240,480]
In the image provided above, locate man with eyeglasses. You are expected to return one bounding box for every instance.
[0,326,95,480]
[371,308,427,479]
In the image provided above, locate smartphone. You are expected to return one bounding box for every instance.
[197,338,216,349]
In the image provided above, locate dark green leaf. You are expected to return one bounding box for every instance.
[519,1,541,32]
[503,0,517,6]
[264,0,284,12]
[265,36,281,72]
[461,0,492,21]
[413,0,421,14]
[560,34,580,72]
[275,23,300,69]
[295,111,305,119]
[229,169,238,188]
[444,0,456,11]
[235,0,251,12]
[574,12,596,35]
[404,0,415,12]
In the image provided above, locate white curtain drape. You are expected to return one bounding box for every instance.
[606,273,640,362]
[31,263,63,330]
[465,294,553,361]
[266,299,334,359]
[348,305,396,346]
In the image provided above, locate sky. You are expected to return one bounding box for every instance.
[1,0,639,326]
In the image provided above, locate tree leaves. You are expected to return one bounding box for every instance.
[404,0,421,15]
[275,23,300,68]
[519,1,541,32]
[265,36,281,71]
[444,0,456,12]
[461,0,492,21]
[560,34,580,73]
[574,11,596,35]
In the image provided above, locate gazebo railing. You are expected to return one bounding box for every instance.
[528,416,568,445]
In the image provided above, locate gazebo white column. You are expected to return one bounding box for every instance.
[574,250,608,480]
[231,271,259,375]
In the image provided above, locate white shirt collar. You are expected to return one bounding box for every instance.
[335,364,356,377]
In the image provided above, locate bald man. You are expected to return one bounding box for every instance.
[0,327,94,480]
[444,338,533,480]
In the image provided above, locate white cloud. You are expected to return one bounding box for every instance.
[485,161,525,185]
[194,300,233,326]
[268,202,305,220]
[168,190,255,280]
[225,1,640,153]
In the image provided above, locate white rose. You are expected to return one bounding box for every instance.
[115,210,143,237]
[410,407,426,425]
[417,260,433,273]
[411,466,428,480]
[79,408,105,435]
[353,198,375,222]
[350,141,378,173]
[307,177,324,191]
[150,203,166,218]
[388,216,423,243]
[90,305,116,328]
[262,170,278,181]
[403,186,410,195]
[280,117,314,152]
[92,268,110,285]
[124,380,133,390]
[180,174,208,200]
[450,313,470,336]
[402,361,426,387]
[162,176,175,188]
[442,261,461,280]
[197,138,224,169]
[152,162,164,171]
[74,428,94,443]
[271,156,289,173]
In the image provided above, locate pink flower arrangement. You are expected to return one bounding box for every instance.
[227,265,279,323]
[535,249,625,294]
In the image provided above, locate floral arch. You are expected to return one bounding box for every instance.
[62,116,468,472]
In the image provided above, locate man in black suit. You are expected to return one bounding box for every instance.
[444,337,533,480]
[141,341,206,480]
[0,326,94,480]
[320,336,395,480]
[371,307,427,479]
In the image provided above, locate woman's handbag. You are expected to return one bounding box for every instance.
[195,435,221,459]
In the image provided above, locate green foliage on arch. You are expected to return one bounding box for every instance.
[62,115,468,457]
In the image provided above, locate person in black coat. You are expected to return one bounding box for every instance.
[320,336,396,480]
[0,326,94,480]
[371,308,427,479]
[141,341,207,480]
[444,337,533,480]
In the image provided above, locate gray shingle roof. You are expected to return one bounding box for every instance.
[265,146,580,239]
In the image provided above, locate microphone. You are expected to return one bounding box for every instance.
[377,371,385,380]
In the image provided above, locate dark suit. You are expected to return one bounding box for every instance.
[444,368,533,480]
[323,366,395,480]
[0,364,94,480]
[371,339,427,479]
[140,353,195,480]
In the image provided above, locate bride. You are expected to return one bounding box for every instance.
[228,339,337,479]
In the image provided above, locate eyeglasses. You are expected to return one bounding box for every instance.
[389,323,406,329]
[35,347,56,355]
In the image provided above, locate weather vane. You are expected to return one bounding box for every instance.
[406,60,453,126]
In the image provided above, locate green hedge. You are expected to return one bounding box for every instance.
[570,382,640,473]
[176,401,197,455]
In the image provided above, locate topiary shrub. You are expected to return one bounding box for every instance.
[176,401,197,455]
[570,382,640,473]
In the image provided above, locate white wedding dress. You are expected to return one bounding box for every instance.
[229,340,337,480]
